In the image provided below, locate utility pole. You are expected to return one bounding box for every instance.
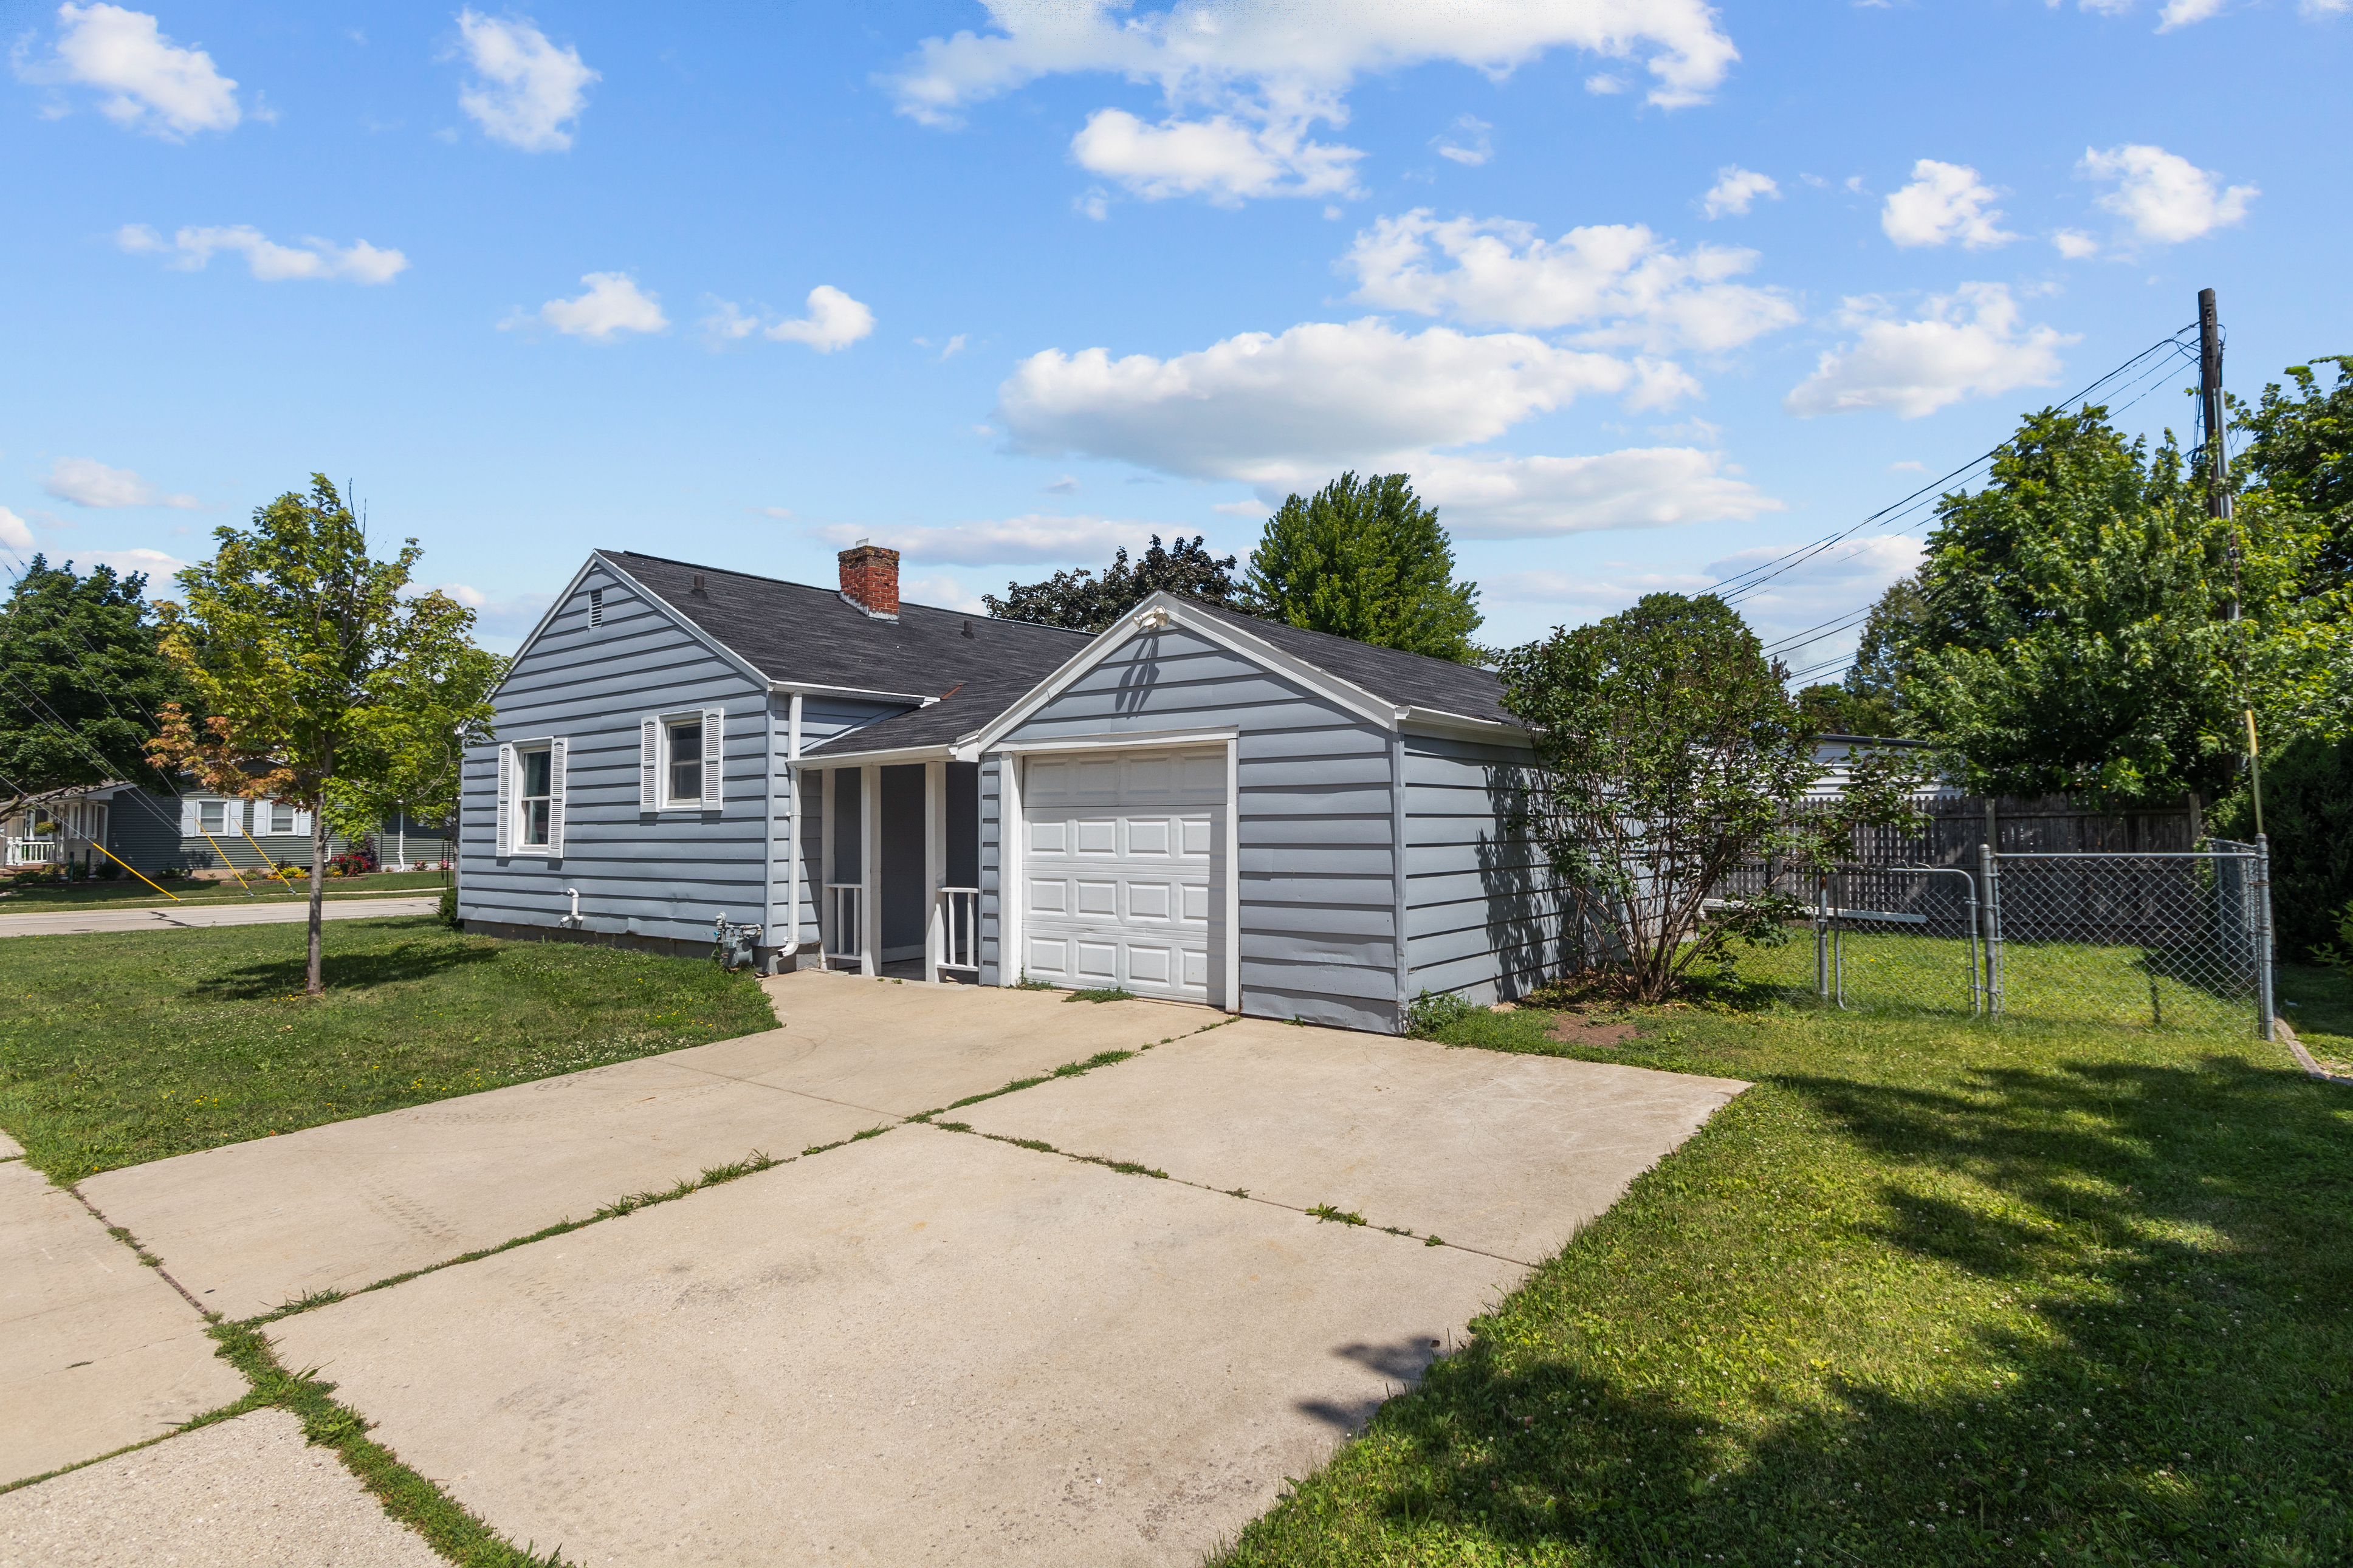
[2200,287,2263,837]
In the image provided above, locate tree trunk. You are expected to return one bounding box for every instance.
[306,804,328,996]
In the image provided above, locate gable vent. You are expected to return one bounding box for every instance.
[588,588,605,626]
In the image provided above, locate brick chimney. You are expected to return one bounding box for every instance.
[837,540,900,618]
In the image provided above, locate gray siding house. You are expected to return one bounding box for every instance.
[460,545,1565,1033]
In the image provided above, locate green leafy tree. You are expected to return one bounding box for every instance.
[1243,472,1483,661]
[2238,356,2353,591]
[983,534,1239,633]
[1843,574,1929,725]
[148,476,500,995]
[1901,406,2346,806]
[1499,593,1925,1002]
[1795,683,1899,738]
[0,555,191,797]
[2211,733,2353,959]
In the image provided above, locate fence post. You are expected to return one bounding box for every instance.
[2254,834,2275,1041]
[1979,842,2003,1017]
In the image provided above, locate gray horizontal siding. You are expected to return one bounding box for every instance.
[986,623,1401,1032]
[459,562,912,949]
[1401,731,1563,1007]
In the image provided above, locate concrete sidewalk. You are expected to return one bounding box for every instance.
[1,1160,244,1487]
[0,1409,440,1567]
[80,969,1213,1319]
[0,897,437,939]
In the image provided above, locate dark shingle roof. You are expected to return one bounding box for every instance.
[1183,601,1514,725]
[600,555,1516,755]
[599,552,1088,700]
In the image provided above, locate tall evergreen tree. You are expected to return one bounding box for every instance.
[0,555,190,796]
[1243,472,1482,661]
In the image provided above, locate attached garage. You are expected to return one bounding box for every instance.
[1015,745,1227,1004]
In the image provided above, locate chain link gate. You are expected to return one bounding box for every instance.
[1982,838,2275,1038]
[1812,865,1983,1016]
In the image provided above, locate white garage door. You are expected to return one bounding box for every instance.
[1021,747,1224,1002]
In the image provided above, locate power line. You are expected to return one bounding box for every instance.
[1713,326,2202,615]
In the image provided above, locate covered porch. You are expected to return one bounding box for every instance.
[800,756,981,984]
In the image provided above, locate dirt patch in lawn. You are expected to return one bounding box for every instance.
[1545,1012,1639,1049]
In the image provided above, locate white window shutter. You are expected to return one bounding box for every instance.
[548,738,568,856]
[639,718,658,810]
[291,806,313,837]
[179,798,199,835]
[701,708,723,809]
[497,742,516,857]
[230,799,249,833]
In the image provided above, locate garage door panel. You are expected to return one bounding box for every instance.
[1021,747,1225,1003]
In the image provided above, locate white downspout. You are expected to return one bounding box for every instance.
[780,691,803,957]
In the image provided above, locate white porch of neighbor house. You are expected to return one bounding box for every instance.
[805,759,980,984]
[5,796,109,868]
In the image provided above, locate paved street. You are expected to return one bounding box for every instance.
[0,896,439,939]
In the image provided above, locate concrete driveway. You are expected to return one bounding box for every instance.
[0,896,438,939]
[9,972,1748,1566]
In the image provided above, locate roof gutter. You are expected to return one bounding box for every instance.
[766,678,940,706]
[1395,705,1530,742]
[793,740,963,769]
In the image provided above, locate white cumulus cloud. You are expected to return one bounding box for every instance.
[114,224,408,283]
[2080,143,2256,244]
[1784,284,2074,420]
[74,547,193,581]
[1071,107,1362,203]
[511,272,667,340]
[886,1,1736,207]
[1880,159,2016,249]
[1700,165,1778,218]
[41,456,201,508]
[19,2,241,138]
[809,515,1162,566]
[1407,447,1781,538]
[2156,0,2229,29]
[454,9,596,152]
[1434,114,1493,166]
[997,317,1691,488]
[2052,228,2100,260]
[701,286,875,352]
[887,0,1739,123]
[0,508,35,550]
[1342,209,1800,354]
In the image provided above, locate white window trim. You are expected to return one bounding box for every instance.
[500,737,567,857]
[644,709,724,812]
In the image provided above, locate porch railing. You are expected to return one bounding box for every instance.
[935,886,980,977]
[825,882,864,969]
[7,838,61,866]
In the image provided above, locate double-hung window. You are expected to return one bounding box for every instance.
[198,799,228,834]
[518,745,554,848]
[267,801,297,835]
[665,719,703,807]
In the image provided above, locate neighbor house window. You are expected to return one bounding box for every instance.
[198,800,227,834]
[519,745,554,847]
[268,801,297,835]
[666,719,703,807]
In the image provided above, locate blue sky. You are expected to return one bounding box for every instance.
[6,1,2344,671]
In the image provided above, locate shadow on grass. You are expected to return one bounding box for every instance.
[1241,1042,2353,1564]
[187,938,498,999]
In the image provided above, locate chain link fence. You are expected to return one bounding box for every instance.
[1730,837,2276,1038]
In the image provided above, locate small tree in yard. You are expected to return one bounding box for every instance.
[148,476,500,996]
[1499,593,1923,1002]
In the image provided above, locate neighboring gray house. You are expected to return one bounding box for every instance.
[459,544,1565,1033]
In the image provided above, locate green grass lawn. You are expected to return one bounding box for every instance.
[1220,959,2353,1567]
[0,915,777,1182]
[0,868,451,911]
